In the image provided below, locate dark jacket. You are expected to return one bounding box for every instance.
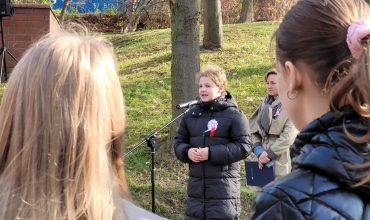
[174,91,251,220]
[251,105,370,220]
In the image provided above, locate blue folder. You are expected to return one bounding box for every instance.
[245,160,274,187]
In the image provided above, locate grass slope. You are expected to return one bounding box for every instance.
[0,21,279,220]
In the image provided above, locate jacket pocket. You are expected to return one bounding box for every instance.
[274,160,290,178]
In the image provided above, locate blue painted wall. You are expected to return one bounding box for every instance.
[51,0,121,13]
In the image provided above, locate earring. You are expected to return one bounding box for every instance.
[287,90,298,100]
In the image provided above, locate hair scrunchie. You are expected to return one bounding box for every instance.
[347,19,370,59]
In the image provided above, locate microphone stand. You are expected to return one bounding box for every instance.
[124,107,191,213]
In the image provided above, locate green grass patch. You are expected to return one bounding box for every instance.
[0,83,5,102]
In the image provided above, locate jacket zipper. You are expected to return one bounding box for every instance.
[202,111,212,219]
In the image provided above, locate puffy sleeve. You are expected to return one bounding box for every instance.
[208,110,252,164]
[173,114,192,163]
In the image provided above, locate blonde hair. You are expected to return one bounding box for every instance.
[196,64,228,92]
[0,31,128,219]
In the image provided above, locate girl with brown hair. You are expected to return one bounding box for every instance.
[252,0,370,219]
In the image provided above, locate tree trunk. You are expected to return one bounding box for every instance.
[169,0,201,148]
[124,13,141,33]
[203,0,223,49]
[59,0,69,22]
[238,0,253,23]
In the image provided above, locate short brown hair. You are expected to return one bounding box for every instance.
[264,68,278,82]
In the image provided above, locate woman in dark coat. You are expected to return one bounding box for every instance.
[174,64,251,220]
[251,0,370,219]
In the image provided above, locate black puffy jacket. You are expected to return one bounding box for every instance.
[174,91,251,220]
[251,105,370,220]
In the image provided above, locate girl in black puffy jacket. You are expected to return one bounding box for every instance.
[174,64,251,220]
[251,0,370,219]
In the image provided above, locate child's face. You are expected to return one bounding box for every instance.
[198,76,223,102]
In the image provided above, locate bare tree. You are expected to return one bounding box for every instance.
[169,0,201,145]
[203,0,223,49]
[59,0,70,22]
[120,0,152,33]
[238,0,253,23]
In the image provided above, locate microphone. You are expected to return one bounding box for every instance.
[176,99,200,109]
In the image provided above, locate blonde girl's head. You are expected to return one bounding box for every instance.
[0,31,128,219]
[196,63,228,92]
